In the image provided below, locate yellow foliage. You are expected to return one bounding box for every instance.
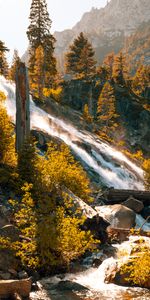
[83,104,93,123]
[121,242,150,287]
[0,90,17,166]
[43,87,62,102]
[143,159,150,190]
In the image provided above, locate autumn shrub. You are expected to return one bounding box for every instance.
[0,91,17,166]
[43,86,62,102]
[143,159,150,190]
[121,242,150,287]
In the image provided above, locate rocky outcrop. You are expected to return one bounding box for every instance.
[54,0,150,68]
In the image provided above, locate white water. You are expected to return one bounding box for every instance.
[0,76,144,190]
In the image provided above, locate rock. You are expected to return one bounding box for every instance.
[0,272,11,280]
[0,249,17,272]
[18,271,28,280]
[0,225,20,242]
[95,204,136,229]
[0,206,10,228]
[8,269,18,278]
[0,278,31,298]
[141,206,150,222]
[122,196,144,213]
[92,258,103,268]
[11,292,23,300]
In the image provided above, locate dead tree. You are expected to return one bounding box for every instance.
[15,62,30,152]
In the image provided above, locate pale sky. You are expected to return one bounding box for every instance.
[0,0,107,62]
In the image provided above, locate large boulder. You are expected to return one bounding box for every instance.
[0,278,31,298]
[122,196,144,213]
[95,204,136,229]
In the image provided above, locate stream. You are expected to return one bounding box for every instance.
[0,76,149,299]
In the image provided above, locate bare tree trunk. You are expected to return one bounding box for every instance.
[15,62,30,152]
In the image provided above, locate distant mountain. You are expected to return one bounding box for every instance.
[125,20,150,71]
[54,0,150,70]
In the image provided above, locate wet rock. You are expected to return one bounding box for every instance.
[92,258,103,268]
[141,206,150,222]
[122,196,144,213]
[18,271,28,280]
[95,204,136,229]
[57,280,89,292]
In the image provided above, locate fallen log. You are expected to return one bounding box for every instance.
[98,189,150,206]
[0,278,31,298]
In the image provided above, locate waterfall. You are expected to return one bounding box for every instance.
[0,76,144,190]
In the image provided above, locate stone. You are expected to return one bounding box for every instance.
[0,206,10,228]
[8,269,18,278]
[0,278,31,298]
[0,272,11,280]
[0,225,20,242]
[122,196,144,213]
[0,249,17,272]
[141,206,150,222]
[95,204,136,229]
[18,271,28,280]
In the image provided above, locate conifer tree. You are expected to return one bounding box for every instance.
[30,45,45,99]
[132,65,150,97]
[9,49,21,81]
[0,40,9,77]
[112,52,128,85]
[27,0,57,96]
[65,32,96,78]
[97,82,118,128]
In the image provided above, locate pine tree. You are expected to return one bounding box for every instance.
[132,65,150,97]
[97,82,118,129]
[102,52,114,80]
[30,45,45,99]
[27,0,57,96]
[0,40,9,77]
[65,32,96,78]
[9,49,21,81]
[112,52,128,85]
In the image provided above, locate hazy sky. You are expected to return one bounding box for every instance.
[0,0,107,62]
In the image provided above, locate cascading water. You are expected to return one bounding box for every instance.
[1,76,149,300]
[0,76,144,190]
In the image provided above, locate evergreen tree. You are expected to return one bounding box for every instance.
[65,32,96,78]
[9,49,21,81]
[97,82,118,128]
[30,45,45,99]
[0,40,9,77]
[132,65,150,97]
[27,0,57,96]
[112,52,128,85]
[102,52,114,80]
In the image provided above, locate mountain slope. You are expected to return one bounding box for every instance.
[54,0,150,69]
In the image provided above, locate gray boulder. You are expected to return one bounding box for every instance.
[95,204,136,229]
[122,196,144,213]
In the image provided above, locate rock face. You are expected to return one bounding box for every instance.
[54,0,150,68]
[122,196,144,213]
[95,204,136,229]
